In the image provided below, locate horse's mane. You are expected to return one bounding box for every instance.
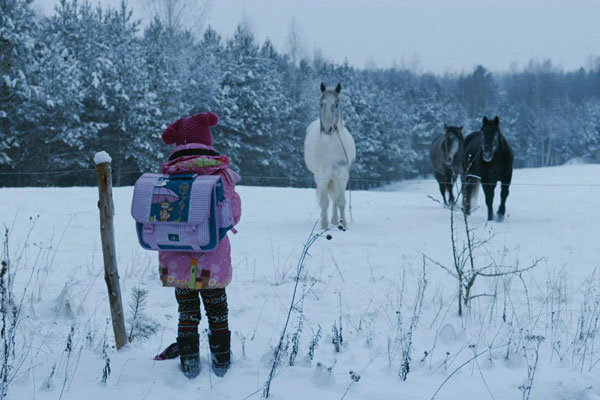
[464,131,481,149]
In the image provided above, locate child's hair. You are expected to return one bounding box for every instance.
[168,147,220,161]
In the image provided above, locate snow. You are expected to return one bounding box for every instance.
[93,151,112,165]
[91,72,100,89]
[2,164,600,400]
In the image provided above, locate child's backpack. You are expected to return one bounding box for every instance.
[131,173,234,252]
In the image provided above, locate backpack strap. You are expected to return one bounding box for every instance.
[142,224,158,249]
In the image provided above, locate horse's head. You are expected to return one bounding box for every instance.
[319,82,342,135]
[481,116,500,162]
[443,124,463,165]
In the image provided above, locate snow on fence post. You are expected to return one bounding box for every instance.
[94,151,127,350]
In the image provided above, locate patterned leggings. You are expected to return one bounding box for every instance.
[175,288,229,338]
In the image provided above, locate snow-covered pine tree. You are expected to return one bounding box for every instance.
[281,57,316,185]
[142,16,188,157]
[216,23,295,179]
[407,74,467,177]
[189,25,224,113]
[0,0,37,184]
[27,11,100,184]
[97,2,163,183]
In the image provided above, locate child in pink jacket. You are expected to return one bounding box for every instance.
[154,112,241,379]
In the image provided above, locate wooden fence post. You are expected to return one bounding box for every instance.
[94,152,127,350]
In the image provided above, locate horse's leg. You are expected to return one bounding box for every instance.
[435,172,447,205]
[446,171,455,205]
[497,172,512,222]
[332,174,348,227]
[330,182,339,226]
[316,178,330,229]
[482,181,496,221]
[462,176,474,215]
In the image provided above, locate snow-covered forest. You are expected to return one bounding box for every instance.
[2,0,599,187]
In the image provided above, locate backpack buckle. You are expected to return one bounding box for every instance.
[154,177,167,187]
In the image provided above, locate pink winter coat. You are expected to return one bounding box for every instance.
[157,144,241,289]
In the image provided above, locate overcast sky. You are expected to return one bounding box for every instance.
[34,0,600,74]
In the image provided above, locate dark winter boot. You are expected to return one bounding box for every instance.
[208,331,231,377]
[177,334,200,379]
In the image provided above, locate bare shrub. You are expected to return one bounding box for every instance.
[399,260,427,380]
[100,325,111,384]
[427,198,540,316]
[1,223,39,397]
[519,335,544,400]
[306,325,322,364]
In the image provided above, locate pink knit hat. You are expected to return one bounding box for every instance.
[161,112,219,146]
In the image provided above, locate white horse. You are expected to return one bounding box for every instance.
[304,82,356,229]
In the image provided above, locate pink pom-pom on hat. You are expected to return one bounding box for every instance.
[162,112,219,146]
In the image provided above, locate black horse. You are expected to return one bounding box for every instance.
[462,116,514,221]
[430,125,464,205]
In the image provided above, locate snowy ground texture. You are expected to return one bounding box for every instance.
[2,164,600,400]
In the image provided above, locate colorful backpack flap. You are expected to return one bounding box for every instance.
[131,173,234,252]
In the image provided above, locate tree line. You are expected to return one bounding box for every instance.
[1,0,599,187]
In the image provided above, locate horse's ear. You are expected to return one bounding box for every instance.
[320,82,326,93]
[335,82,342,93]
[493,116,500,126]
[482,116,489,125]
[458,128,464,138]
[444,123,448,129]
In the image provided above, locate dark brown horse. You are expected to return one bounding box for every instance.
[430,125,464,205]
[462,116,514,221]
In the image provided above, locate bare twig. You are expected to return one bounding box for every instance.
[262,222,328,398]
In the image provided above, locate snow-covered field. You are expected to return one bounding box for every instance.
[2,164,600,400]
